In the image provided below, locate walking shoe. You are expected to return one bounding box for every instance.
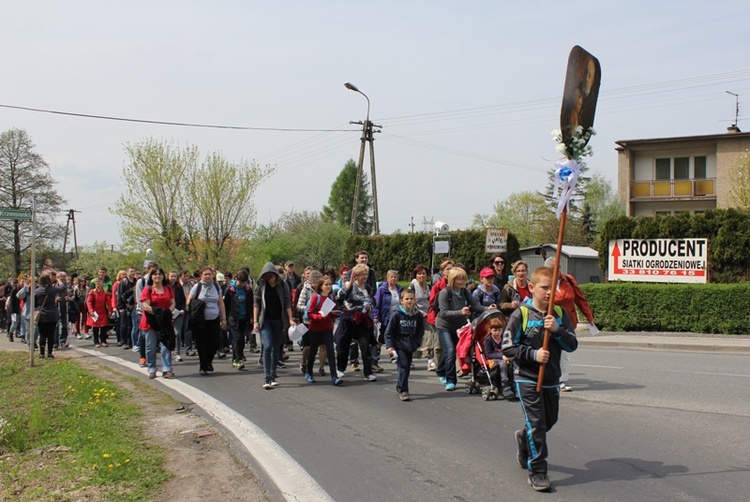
[232,359,239,368]
[410,363,416,369]
[276,361,287,369]
[123,344,131,350]
[139,358,147,367]
[258,355,263,365]
[445,383,456,391]
[263,380,272,389]
[332,377,343,386]
[75,334,82,339]
[84,334,92,339]
[250,346,259,353]
[365,374,377,382]
[304,374,315,383]
[132,346,140,352]
[270,380,280,387]
[200,369,208,376]
[515,430,528,469]
[299,363,305,374]
[39,353,45,360]
[528,473,551,492]
[560,382,573,392]
[318,367,326,376]
[282,353,290,361]
[54,344,59,349]
[117,341,124,347]
[389,355,398,363]
[372,364,384,373]
[175,354,183,362]
[101,342,108,347]
[208,364,214,372]
[149,373,157,379]
[351,361,360,371]
[336,370,345,378]
[47,353,54,359]
[162,371,175,379]
[399,392,410,401]
[439,376,447,385]
[95,344,102,348]
[236,359,245,370]
[217,351,226,359]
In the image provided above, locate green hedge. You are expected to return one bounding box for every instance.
[580,282,750,334]
[345,230,521,281]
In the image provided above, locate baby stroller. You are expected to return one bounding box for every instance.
[457,309,510,401]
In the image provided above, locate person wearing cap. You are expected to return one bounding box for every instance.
[285,261,301,292]
[473,267,502,308]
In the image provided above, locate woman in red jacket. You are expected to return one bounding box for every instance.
[86,277,111,347]
[305,276,341,385]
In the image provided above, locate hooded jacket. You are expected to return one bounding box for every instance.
[384,305,424,352]
[253,262,292,329]
[501,301,578,387]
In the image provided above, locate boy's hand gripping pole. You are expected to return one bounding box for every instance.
[536,208,566,392]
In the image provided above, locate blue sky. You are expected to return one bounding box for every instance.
[1,1,748,247]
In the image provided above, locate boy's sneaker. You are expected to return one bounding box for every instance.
[270,380,280,387]
[304,374,315,383]
[276,361,287,369]
[365,374,377,382]
[132,346,140,352]
[515,430,528,469]
[560,382,573,392]
[236,360,245,370]
[139,358,147,367]
[439,376,447,385]
[175,354,182,362]
[351,361,360,371]
[332,377,343,386]
[372,364,384,373]
[398,392,410,401]
[528,473,551,492]
[336,370,345,379]
[445,383,456,391]
[217,351,226,359]
[262,380,272,389]
[231,359,238,368]
[503,388,515,399]
[299,363,305,374]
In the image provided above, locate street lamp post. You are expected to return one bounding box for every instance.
[344,82,380,235]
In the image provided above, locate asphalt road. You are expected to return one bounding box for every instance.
[14,336,749,501]
[168,345,750,501]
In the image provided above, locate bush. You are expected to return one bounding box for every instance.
[580,282,750,334]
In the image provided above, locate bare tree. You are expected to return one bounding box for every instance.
[0,128,65,274]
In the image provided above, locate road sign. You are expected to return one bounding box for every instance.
[0,208,32,221]
[484,228,508,253]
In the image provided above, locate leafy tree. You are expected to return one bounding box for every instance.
[113,138,272,271]
[728,148,750,210]
[583,171,625,235]
[243,211,348,275]
[322,159,373,235]
[0,128,65,275]
[473,191,549,247]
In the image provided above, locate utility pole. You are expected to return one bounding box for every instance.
[409,216,415,233]
[62,209,80,259]
[345,82,382,236]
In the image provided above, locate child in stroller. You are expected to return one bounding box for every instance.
[458,309,514,400]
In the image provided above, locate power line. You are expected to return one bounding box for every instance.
[0,103,358,133]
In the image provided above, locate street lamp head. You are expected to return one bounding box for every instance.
[344,82,360,92]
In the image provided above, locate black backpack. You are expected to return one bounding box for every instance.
[187,282,221,330]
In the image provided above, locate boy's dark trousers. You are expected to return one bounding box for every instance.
[395,346,414,393]
[515,381,560,474]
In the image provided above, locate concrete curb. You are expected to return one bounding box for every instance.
[577,336,750,353]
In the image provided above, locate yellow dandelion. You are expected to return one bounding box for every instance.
[116,463,121,467]
[108,464,113,469]
[103,453,110,458]
[124,459,130,463]
[92,464,97,469]
[88,436,92,440]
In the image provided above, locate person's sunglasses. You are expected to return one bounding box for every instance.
[494,261,504,265]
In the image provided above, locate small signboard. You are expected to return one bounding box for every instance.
[0,208,32,221]
[485,228,508,254]
[608,238,708,283]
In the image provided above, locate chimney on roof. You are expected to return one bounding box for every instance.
[727,125,742,133]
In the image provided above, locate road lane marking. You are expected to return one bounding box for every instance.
[573,364,624,369]
[655,368,750,378]
[79,348,334,502]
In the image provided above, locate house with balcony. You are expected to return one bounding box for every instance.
[615,128,750,216]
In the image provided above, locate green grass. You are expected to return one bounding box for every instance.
[0,352,171,501]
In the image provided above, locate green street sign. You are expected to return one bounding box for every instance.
[0,208,32,221]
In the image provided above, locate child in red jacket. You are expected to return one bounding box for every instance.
[305,276,342,385]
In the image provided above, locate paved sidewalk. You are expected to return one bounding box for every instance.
[575,327,750,353]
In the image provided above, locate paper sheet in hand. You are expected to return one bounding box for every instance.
[289,323,308,342]
[320,297,336,316]
[587,323,600,336]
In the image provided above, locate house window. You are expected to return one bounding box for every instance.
[674,157,689,179]
[655,211,671,216]
[655,158,671,180]
[694,156,707,178]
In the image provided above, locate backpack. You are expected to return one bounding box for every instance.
[519,304,564,333]
[188,281,221,330]
[303,293,326,324]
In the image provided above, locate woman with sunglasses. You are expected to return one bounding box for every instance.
[489,253,509,291]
